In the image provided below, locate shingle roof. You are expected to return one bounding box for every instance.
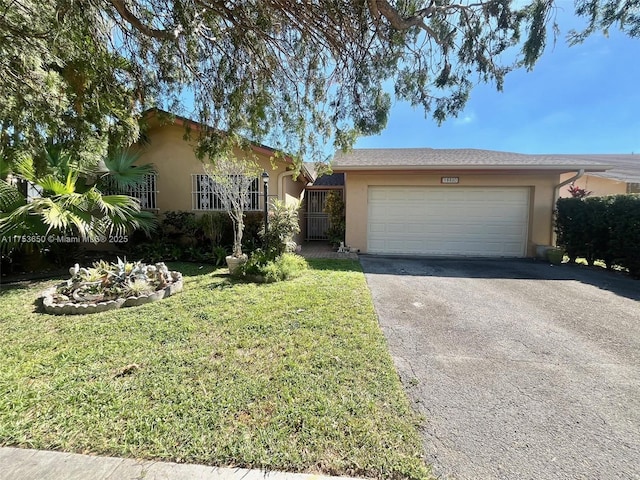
[311,172,344,187]
[554,154,640,183]
[332,148,611,171]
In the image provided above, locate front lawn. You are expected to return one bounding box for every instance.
[0,260,431,480]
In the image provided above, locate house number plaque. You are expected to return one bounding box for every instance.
[441,177,460,184]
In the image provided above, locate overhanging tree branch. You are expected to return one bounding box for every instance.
[107,0,173,39]
[367,0,443,45]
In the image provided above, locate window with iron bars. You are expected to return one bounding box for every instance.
[192,174,261,211]
[104,173,158,210]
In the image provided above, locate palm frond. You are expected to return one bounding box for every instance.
[108,209,157,237]
[0,202,48,239]
[100,150,155,191]
[38,173,77,195]
[0,180,26,213]
[13,153,36,183]
[0,156,12,180]
[98,194,140,218]
[90,192,157,237]
[0,175,157,245]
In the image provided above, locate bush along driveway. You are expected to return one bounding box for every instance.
[361,256,640,480]
[0,260,431,480]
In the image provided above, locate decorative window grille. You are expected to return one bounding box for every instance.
[129,173,157,210]
[192,174,261,211]
[104,173,158,210]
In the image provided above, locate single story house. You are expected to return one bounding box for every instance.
[129,109,313,240]
[127,112,623,258]
[331,148,610,257]
[557,154,640,196]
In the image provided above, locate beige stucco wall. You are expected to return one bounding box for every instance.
[338,170,561,257]
[558,173,627,197]
[136,124,305,213]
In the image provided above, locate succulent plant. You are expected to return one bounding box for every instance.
[56,258,180,304]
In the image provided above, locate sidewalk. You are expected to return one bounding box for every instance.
[0,447,365,480]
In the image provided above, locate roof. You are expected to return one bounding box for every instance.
[554,154,640,183]
[309,172,344,187]
[142,108,314,182]
[332,148,611,172]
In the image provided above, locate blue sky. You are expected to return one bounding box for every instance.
[355,5,640,155]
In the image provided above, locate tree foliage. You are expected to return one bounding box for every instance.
[0,0,142,167]
[571,0,640,43]
[1,0,636,166]
[202,156,260,257]
[0,148,156,250]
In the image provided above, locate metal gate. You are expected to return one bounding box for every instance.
[306,190,331,240]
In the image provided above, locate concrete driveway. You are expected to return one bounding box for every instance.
[360,256,640,480]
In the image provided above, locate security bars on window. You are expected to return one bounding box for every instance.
[104,173,158,210]
[192,174,261,211]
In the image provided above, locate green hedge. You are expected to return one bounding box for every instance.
[555,195,640,277]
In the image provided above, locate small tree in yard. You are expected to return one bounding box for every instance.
[203,157,260,259]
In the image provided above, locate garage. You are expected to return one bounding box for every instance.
[367,186,530,257]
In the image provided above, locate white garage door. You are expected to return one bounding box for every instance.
[367,186,529,257]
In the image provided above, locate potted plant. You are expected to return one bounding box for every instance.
[546,247,565,265]
[203,155,260,273]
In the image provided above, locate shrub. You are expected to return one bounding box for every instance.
[555,194,640,277]
[162,211,200,239]
[242,212,264,253]
[324,190,345,247]
[127,211,204,262]
[199,212,230,247]
[212,245,229,266]
[608,195,640,277]
[555,198,589,262]
[583,196,613,268]
[237,250,308,282]
[262,200,301,257]
[127,209,265,264]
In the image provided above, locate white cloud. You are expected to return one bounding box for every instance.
[454,112,476,126]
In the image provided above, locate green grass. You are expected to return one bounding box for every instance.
[0,260,431,479]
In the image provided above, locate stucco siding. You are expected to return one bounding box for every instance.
[136,124,303,214]
[558,173,627,197]
[339,171,559,256]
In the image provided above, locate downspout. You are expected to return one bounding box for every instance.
[551,169,584,245]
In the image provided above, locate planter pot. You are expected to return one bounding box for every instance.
[546,248,565,265]
[226,254,248,274]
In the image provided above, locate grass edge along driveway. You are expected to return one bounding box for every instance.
[0,260,432,480]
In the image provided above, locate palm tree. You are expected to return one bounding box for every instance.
[0,147,156,253]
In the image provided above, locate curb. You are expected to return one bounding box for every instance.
[0,447,367,480]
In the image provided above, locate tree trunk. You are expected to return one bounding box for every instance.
[232,210,244,257]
